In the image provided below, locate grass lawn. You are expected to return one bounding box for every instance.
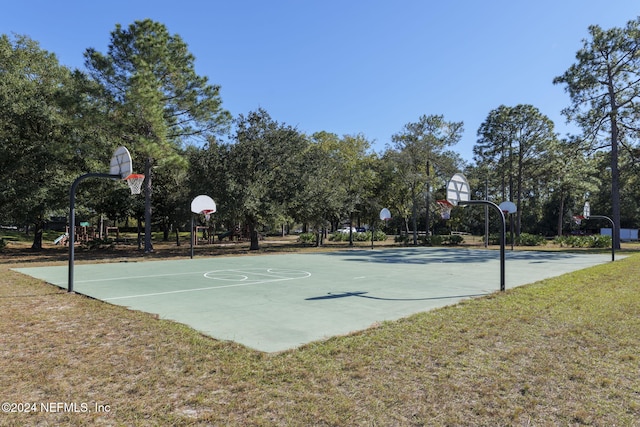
[1,235,639,425]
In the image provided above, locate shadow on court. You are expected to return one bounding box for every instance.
[306,290,488,302]
[13,248,618,352]
[330,247,592,265]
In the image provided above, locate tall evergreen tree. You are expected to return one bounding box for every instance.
[543,137,598,236]
[84,19,231,252]
[474,105,556,236]
[390,115,463,244]
[554,17,640,249]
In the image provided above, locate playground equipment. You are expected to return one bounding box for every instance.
[218,227,240,241]
[55,224,120,246]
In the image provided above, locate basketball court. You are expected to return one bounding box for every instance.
[13,248,617,352]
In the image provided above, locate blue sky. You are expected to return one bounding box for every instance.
[2,1,638,162]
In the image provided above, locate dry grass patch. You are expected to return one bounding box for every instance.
[1,246,639,425]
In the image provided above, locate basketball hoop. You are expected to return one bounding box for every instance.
[189,195,217,259]
[499,201,517,217]
[573,215,584,225]
[202,209,215,221]
[124,174,145,195]
[191,195,216,220]
[437,199,454,220]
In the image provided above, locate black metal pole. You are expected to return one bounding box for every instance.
[371,219,375,250]
[587,215,616,262]
[190,215,194,259]
[459,200,506,292]
[484,178,489,248]
[68,173,120,293]
[510,213,514,251]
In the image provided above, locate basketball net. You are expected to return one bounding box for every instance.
[437,200,454,220]
[573,215,584,225]
[124,174,145,195]
[202,210,215,221]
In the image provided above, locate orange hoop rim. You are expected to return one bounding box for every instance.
[124,173,145,180]
[436,199,454,207]
[123,173,145,195]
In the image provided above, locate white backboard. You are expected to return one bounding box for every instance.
[379,208,391,221]
[583,202,590,219]
[191,195,217,214]
[499,201,517,214]
[110,146,133,179]
[446,173,471,206]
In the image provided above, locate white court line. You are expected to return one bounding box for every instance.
[204,268,311,280]
[80,268,309,284]
[75,270,213,284]
[103,269,311,301]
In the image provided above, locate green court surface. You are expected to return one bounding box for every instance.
[13,248,617,352]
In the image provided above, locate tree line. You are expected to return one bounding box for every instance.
[2,17,640,250]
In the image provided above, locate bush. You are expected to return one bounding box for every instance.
[446,234,464,245]
[358,230,387,242]
[554,235,582,247]
[353,231,370,242]
[297,232,317,245]
[588,234,612,248]
[0,238,6,251]
[488,233,546,247]
[369,230,387,242]
[420,234,443,246]
[395,234,410,245]
[488,233,501,245]
[330,230,387,242]
[404,234,466,246]
[554,234,612,248]
[328,232,347,242]
[515,233,546,246]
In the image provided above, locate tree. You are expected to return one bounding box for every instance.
[329,134,377,245]
[151,163,191,243]
[84,19,231,252]
[378,149,415,235]
[553,18,640,249]
[474,105,556,236]
[186,139,232,239]
[228,109,308,250]
[0,34,107,249]
[293,132,345,243]
[390,114,463,244]
[536,137,598,236]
